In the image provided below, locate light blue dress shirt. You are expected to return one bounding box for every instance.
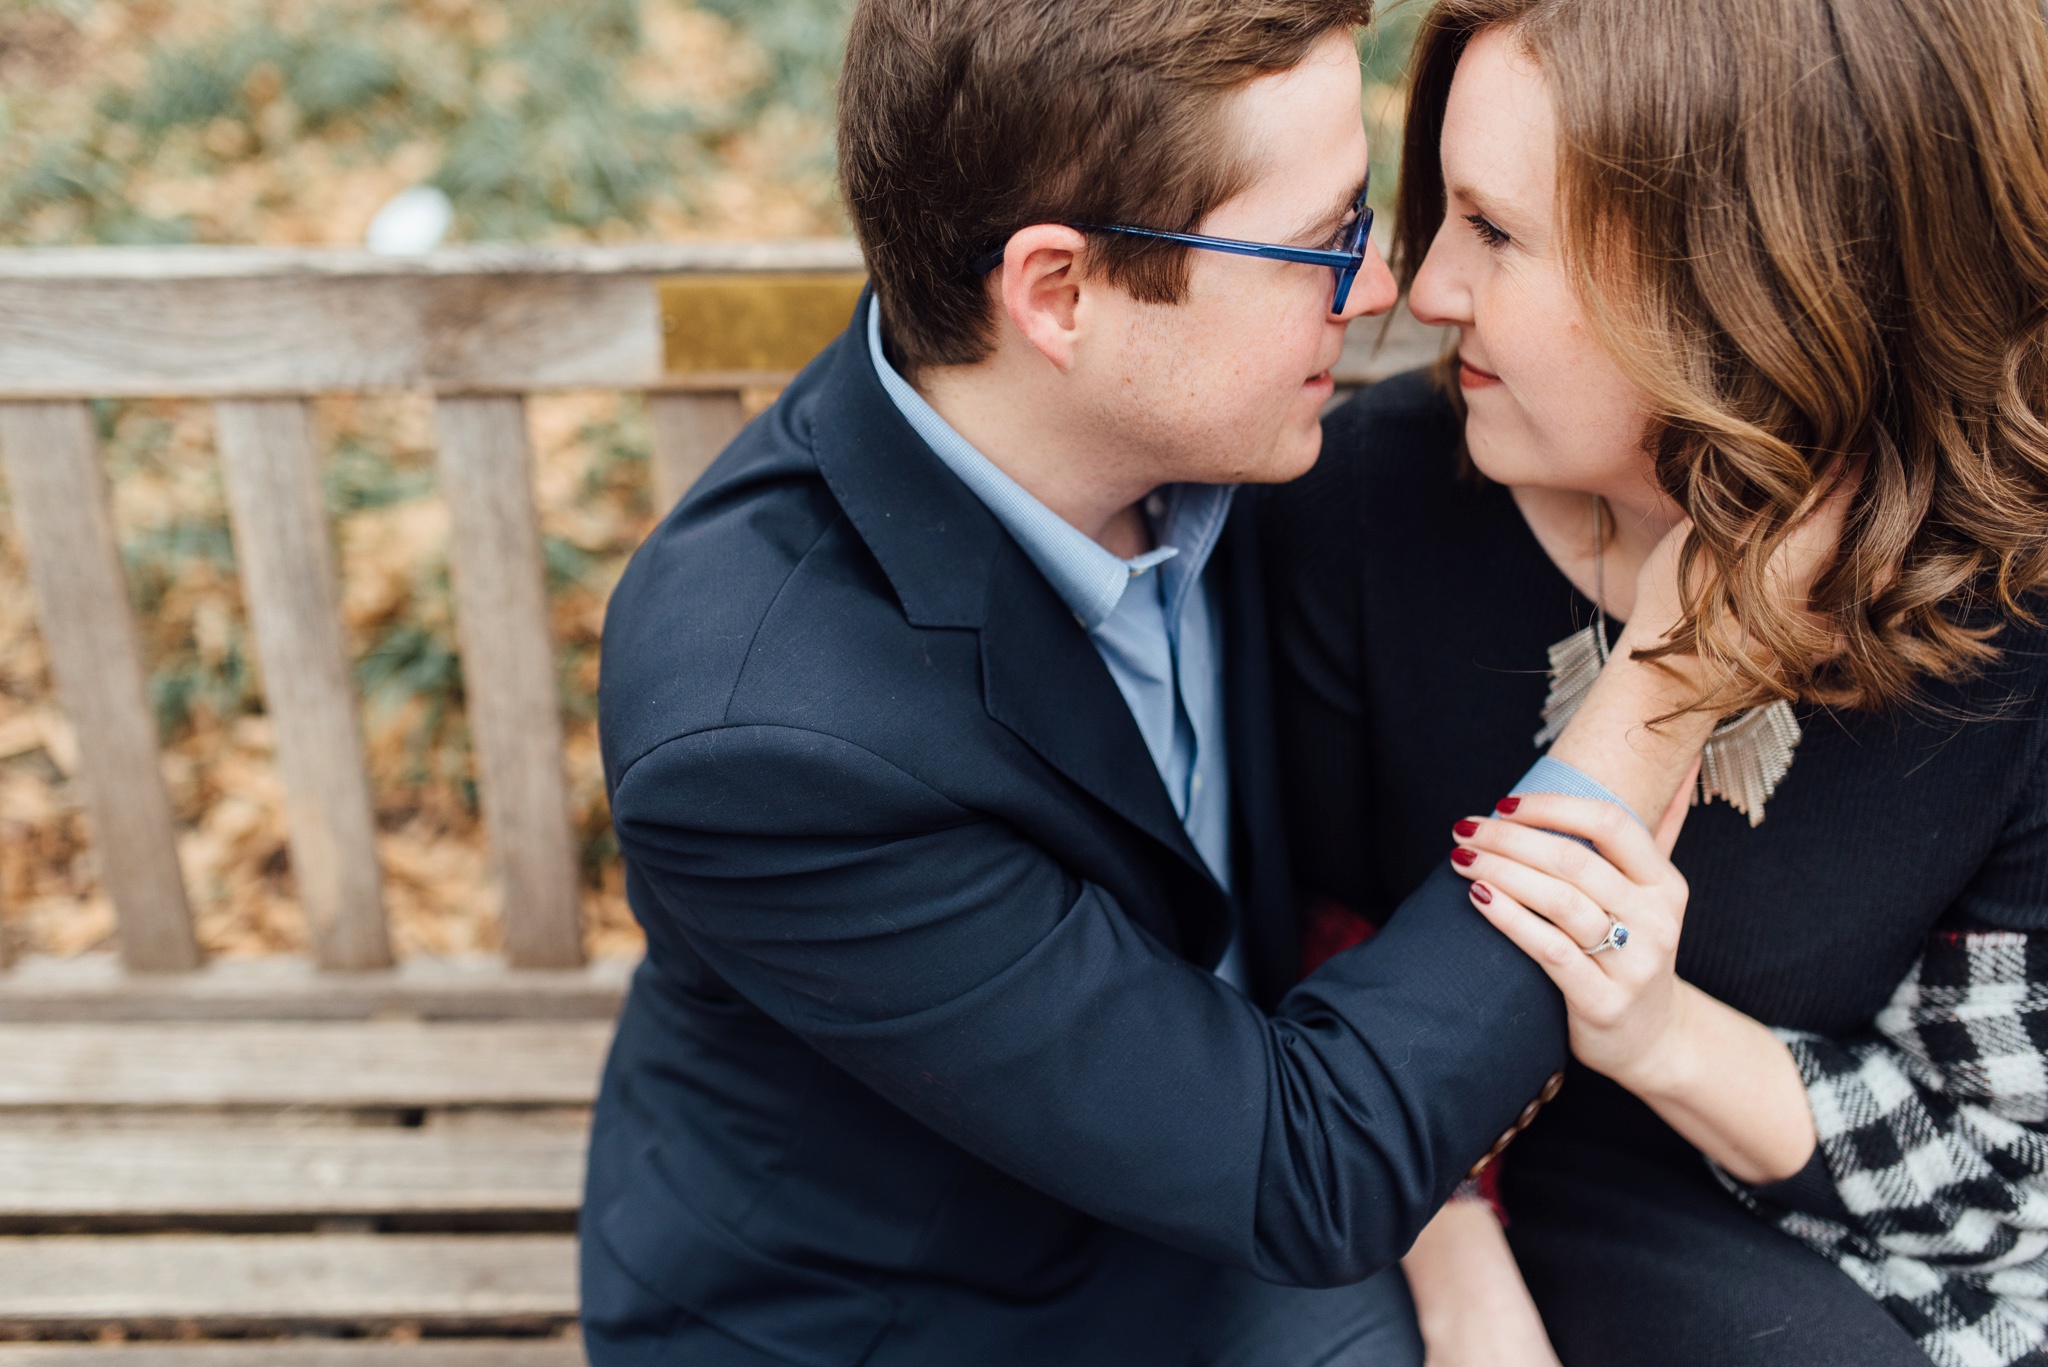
[867,305,1248,988]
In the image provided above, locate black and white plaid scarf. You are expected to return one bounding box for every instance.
[1719,931,2048,1367]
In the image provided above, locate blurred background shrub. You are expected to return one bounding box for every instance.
[0,0,1414,963]
[0,0,850,245]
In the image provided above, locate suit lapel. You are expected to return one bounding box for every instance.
[808,292,1229,957]
[978,535,1217,884]
[1213,496,1300,1007]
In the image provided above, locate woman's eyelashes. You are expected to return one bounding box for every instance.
[1464,213,1511,249]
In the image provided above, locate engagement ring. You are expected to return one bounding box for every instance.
[1583,918,1629,955]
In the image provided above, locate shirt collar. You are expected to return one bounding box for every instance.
[866,300,1234,632]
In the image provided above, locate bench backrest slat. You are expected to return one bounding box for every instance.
[215,398,394,971]
[432,395,584,970]
[648,391,749,515]
[0,400,201,972]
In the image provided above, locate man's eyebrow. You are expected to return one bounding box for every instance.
[1294,173,1370,246]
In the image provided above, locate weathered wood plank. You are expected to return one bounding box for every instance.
[648,391,745,512]
[0,1234,576,1330]
[0,953,633,1023]
[0,1128,582,1217]
[430,398,583,970]
[0,242,1444,398]
[0,241,864,280]
[0,1342,585,1367]
[213,399,391,971]
[0,402,199,973]
[0,243,865,399]
[0,1022,608,1108]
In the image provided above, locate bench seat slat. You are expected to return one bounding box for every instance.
[0,1022,608,1108]
[0,1128,583,1217]
[0,1342,585,1366]
[0,953,633,1023]
[0,1234,575,1330]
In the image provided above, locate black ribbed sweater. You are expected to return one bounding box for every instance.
[1260,370,2048,1367]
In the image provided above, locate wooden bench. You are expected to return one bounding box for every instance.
[0,241,1443,1360]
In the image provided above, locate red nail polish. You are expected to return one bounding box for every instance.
[1454,819,1479,838]
[1451,847,1477,867]
[1471,883,1494,904]
[1496,797,1521,814]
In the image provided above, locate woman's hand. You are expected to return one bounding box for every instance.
[1401,1200,1562,1367]
[1449,793,1819,1182]
[1628,473,1858,672]
[1450,793,1690,1089]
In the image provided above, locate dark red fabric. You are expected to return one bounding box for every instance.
[1474,1160,1507,1223]
[1299,896,1377,977]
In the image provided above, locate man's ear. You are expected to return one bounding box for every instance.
[994,225,1093,372]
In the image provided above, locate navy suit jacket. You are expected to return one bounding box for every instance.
[582,295,1568,1366]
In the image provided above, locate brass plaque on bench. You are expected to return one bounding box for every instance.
[658,273,868,383]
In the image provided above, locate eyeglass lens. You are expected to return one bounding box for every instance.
[1330,184,1373,315]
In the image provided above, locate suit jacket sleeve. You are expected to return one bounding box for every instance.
[611,720,1567,1287]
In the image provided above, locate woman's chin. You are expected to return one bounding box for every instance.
[1462,424,1539,488]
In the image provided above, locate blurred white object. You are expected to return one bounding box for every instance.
[364,185,453,255]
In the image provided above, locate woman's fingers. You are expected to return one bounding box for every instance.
[1487,792,1673,888]
[1464,877,1618,1009]
[1767,463,1859,610]
[1452,809,1640,915]
[1452,842,1620,953]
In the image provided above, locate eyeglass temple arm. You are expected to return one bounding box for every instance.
[972,225,1364,277]
[1081,224,1364,268]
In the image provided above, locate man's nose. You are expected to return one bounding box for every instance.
[1334,241,1399,321]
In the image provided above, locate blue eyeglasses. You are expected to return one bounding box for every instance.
[971,173,1374,315]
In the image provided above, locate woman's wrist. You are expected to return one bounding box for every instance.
[1610,982,1818,1183]
[1546,629,1715,822]
[1602,979,1709,1100]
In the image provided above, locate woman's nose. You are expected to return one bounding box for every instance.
[1406,228,1471,330]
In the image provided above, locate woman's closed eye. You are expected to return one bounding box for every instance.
[1465,212,1511,249]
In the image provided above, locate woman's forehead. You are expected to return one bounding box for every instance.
[1442,27,1555,222]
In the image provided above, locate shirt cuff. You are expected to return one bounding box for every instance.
[1509,755,1648,828]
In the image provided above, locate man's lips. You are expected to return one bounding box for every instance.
[1457,355,1502,388]
[1305,367,1334,390]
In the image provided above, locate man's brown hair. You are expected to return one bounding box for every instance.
[838,0,1373,375]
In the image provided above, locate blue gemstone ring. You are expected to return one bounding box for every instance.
[1584,918,1629,955]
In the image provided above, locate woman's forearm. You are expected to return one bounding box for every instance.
[1547,620,1716,824]
[1622,982,1817,1184]
[1402,1199,1561,1367]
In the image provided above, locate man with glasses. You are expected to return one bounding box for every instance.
[583,1,1698,1363]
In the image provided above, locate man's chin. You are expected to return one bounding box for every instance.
[1237,424,1325,486]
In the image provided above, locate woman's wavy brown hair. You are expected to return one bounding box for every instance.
[1395,0,2048,712]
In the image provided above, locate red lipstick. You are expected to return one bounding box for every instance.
[1458,355,1502,389]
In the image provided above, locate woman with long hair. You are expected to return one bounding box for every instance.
[1266,0,2048,1362]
